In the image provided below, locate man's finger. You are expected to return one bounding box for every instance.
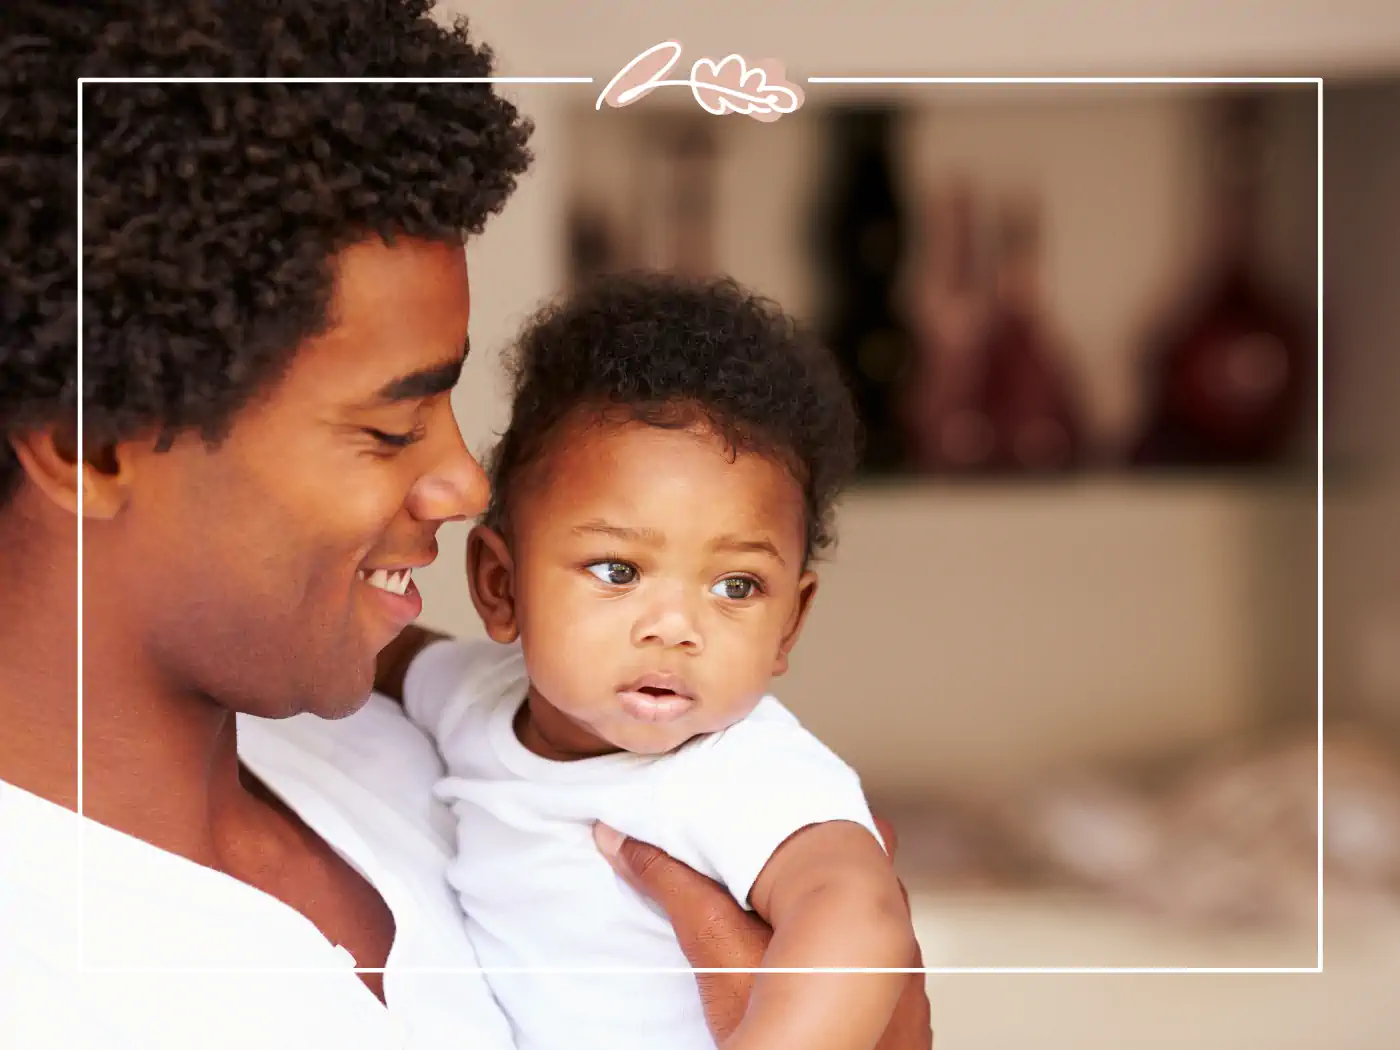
[593,822,770,1043]
[872,816,913,913]
[594,822,733,924]
[873,815,900,859]
[871,816,931,1048]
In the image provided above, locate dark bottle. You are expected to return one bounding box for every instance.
[664,116,719,279]
[896,179,997,473]
[1131,93,1308,468]
[566,201,618,289]
[813,106,914,475]
[970,196,1087,473]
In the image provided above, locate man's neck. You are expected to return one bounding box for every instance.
[0,504,259,866]
[0,498,80,807]
[80,621,251,864]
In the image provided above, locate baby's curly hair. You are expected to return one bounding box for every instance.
[484,272,862,561]
[0,0,533,504]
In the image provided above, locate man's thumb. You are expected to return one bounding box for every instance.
[595,822,659,890]
[594,822,713,912]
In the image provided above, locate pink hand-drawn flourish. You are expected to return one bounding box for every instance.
[597,41,804,123]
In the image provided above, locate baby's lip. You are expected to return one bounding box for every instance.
[616,675,698,725]
[618,672,693,700]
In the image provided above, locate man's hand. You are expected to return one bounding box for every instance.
[593,819,932,1049]
[374,624,447,704]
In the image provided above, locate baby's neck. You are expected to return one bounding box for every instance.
[514,687,625,762]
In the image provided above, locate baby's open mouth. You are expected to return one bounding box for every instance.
[617,674,697,724]
[619,673,693,701]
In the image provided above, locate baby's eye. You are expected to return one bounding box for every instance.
[711,576,757,600]
[585,561,638,586]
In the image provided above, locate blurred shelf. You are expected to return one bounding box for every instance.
[843,460,1389,504]
[852,466,1320,490]
[843,467,1324,504]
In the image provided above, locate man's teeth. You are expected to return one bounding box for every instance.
[357,568,413,595]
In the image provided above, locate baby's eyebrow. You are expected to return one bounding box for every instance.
[572,521,786,566]
[710,535,785,566]
[572,521,665,545]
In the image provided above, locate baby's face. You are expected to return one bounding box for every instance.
[500,417,815,758]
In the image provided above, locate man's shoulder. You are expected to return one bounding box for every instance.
[0,780,82,972]
[238,692,458,850]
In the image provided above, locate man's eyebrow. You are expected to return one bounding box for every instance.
[371,345,468,404]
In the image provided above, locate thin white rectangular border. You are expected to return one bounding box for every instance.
[76,72,1321,980]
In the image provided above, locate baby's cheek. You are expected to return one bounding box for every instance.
[539,617,621,697]
[696,686,766,736]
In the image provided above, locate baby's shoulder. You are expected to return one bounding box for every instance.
[403,637,528,747]
[411,637,525,705]
[666,696,847,782]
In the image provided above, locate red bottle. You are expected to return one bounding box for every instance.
[1131,94,1308,467]
[970,196,1087,473]
[896,180,996,472]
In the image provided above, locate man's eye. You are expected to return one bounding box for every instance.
[364,427,422,449]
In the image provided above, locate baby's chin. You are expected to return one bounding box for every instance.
[598,703,763,756]
[597,722,708,758]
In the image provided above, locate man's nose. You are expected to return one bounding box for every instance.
[407,409,489,524]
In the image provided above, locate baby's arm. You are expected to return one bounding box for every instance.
[723,820,917,1050]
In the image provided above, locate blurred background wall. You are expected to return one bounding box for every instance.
[404,2,1400,1044]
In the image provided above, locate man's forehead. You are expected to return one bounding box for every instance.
[288,238,472,404]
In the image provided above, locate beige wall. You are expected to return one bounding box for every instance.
[409,10,1398,796]
[1322,81,1400,734]
[447,0,1400,79]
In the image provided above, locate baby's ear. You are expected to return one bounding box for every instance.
[466,524,519,644]
[773,571,819,677]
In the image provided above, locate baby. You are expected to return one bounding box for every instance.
[382,273,917,1050]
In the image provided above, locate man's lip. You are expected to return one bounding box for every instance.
[359,572,423,628]
[358,551,437,573]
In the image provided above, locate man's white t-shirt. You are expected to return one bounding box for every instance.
[405,639,883,1050]
[0,695,517,1050]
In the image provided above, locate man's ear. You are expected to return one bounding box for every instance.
[8,424,131,520]
[773,571,819,677]
[467,524,519,644]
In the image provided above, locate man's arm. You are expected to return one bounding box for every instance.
[595,820,933,1050]
[374,623,448,704]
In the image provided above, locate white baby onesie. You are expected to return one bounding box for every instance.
[405,638,882,1050]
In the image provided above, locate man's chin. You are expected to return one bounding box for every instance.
[316,692,375,720]
[298,661,377,721]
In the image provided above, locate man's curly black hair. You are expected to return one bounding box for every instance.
[0,0,533,505]
[483,272,862,562]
